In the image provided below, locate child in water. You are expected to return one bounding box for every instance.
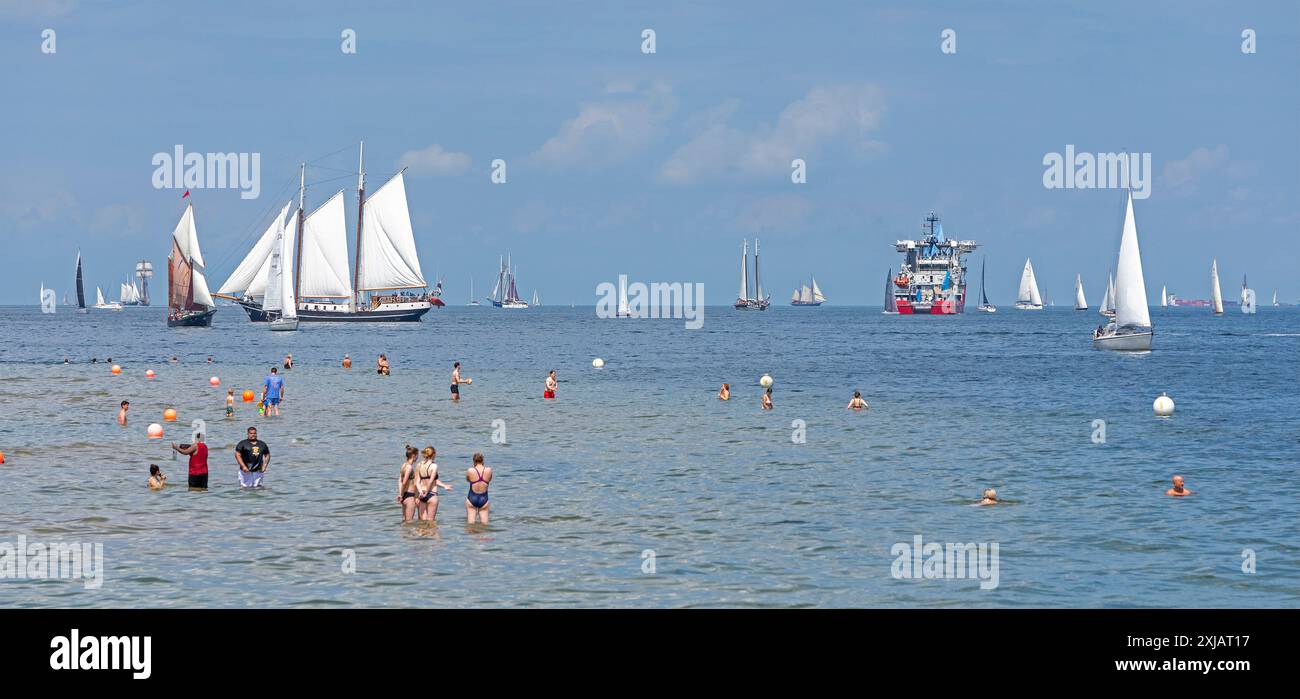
[148,464,167,489]
[226,389,235,419]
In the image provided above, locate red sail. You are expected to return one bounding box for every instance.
[168,239,195,311]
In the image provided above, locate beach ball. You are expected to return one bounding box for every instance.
[163,408,177,422]
[759,374,773,388]
[145,369,156,379]
[146,424,164,440]
[209,376,220,387]
[242,389,255,403]
[111,365,122,375]
[592,358,605,368]
[1153,393,1175,417]
[0,451,5,464]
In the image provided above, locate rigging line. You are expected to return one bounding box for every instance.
[206,174,299,279]
[305,143,358,166]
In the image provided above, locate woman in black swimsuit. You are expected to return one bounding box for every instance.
[414,446,453,522]
[397,445,419,522]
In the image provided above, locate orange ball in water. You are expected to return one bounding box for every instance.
[242,390,255,403]
[145,369,156,379]
[111,365,122,375]
[209,376,220,387]
[163,408,178,422]
[0,451,5,464]
[147,424,164,439]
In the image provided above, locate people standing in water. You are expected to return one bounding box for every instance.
[262,367,285,417]
[235,426,270,488]
[761,387,773,410]
[342,355,352,369]
[847,391,868,410]
[450,362,472,401]
[172,434,209,490]
[397,445,420,522]
[414,447,453,521]
[544,370,557,399]
[466,453,492,524]
[1165,475,1192,497]
[147,464,166,489]
[377,354,390,376]
[117,400,129,425]
[226,389,235,419]
[718,383,730,400]
[979,488,998,505]
[283,354,293,370]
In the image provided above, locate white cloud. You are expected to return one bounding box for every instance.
[1160,145,1230,192]
[397,144,472,177]
[660,84,887,185]
[531,81,677,170]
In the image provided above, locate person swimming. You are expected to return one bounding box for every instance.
[283,354,293,370]
[397,445,420,522]
[117,400,129,425]
[847,391,868,410]
[465,452,492,524]
[761,386,773,410]
[147,464,166,489]
[979,488,998,505]
[377,354,390,376]
[544,370,557,399]
[718,383,730,401]
[1165,475,1192,497]
[342,354,352,369]
[414,446,452,521]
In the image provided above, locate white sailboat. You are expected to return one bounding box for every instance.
[532,289,540,307]
[1210,259,1223,315]
[1273,289,1279,307]
[734,239,770,310]
[1093,191,1152,351]
[265,204,299,331]
[489,255,529,308]
[93,285,123,310]
[1240,274,1256,315]
[1099,273,1116,317]
[1014,258,1043,310]
[1160,285,1167,307]
[468,277,479,306]
[790,275,825,306]
[167,202,218,326]
[617,274,631,317]
[216,201,293,311]
[1074,274,1088,310]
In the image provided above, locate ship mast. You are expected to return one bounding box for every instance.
[354,141,365,310]
[293,163,305,304]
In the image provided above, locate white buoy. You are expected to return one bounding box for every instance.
[759,374,773,388]
[592,358,605,368]
[1153,392,1175,417]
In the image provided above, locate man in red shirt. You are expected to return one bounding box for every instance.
[171,434,209,490]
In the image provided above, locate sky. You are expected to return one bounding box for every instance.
[1,0,1297,306]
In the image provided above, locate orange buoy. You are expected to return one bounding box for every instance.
[163,408,178,422]
[111,364,122,375]
[145,369,156,379]
[147,423,164,439]
[0,451,5,464]
[242,389,255,403]
[209,376,221,387]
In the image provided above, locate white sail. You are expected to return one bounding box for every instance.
[120,282,130,304]
[799,284,813,303]
[298,191,354,299]
[172,204,215,309]
[1211,259,1223,313]
[358,172,426,291]
[1074,274,1087,310]
[812,278,825,303]
[791,289,800,302]
[217,202,291,298]
[1112,191,1151,329]
[1017,258,1042,306]
[1241,288,1256,314]
[96,287,106,306]
[1100,274,1116,314]
[1272,290,1277,306]
[618,274,630,315]
[1161,285,1167,307]
[738,240,749,300]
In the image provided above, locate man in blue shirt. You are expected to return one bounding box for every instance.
[262,367,285,417]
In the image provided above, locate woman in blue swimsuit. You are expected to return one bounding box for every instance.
[465,452,493,524]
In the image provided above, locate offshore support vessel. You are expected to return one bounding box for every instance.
[891,213,977,315]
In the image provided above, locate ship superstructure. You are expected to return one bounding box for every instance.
[891,213,976,315]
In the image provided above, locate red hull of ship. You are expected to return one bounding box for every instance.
[894,290,966,315]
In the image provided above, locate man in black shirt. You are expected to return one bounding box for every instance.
[235,426,271,489]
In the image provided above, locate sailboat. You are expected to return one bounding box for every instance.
[1272,289,1279,307]
[976,259,996,312]
[219,145,433,322]
[1014,258,1043,310]
[1160,285,1167,307]
[94,286,123,311]
[1240,274,1256,315]
[1099,273,1116,317]
[733,238,770,310]
[468,277,480,306]
[118,278,141,306]
[617,274,632,317]
[790,275,825,306]
[72,252,88,314]
[1210,259,1224,315]
[489,256,529,308]
[883,267,901,314]
[532,289,540,307]
[1074,274,1088,310]
[167,202,217,327]
[264,204,299,331]
[40,283,52,312]
[1093,191,1152,350]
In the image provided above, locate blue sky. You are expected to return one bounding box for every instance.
[2,0,1297,305]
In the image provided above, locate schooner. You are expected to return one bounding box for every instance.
[734,238,770,310]
[167,202,217,327]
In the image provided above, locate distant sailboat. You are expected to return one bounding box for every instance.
[489,256,528,308]
[1240,274,1256,315]
[73,251,87,314]
[734,239,770,310]
[1074,274,1088,310]
[1160,285,1167,307]
[94,285,123,311]
[1210,259,1224,315]
[883,267,901,314]
[976,259,996,313]
[1099,273,1116,318]
[167,202,217,327]
[468,277,479,306]
[617,274,631,317]
[790,275,825,306]
[1014,258,1043,310]
[532,289,540,307]
[1093,191,1152,351]
[264,206,299,331]
[1272,289,1278,307]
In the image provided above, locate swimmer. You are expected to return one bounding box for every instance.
[342,354,352,369]
[544,370,557,399]
[718,383,730,401]
[397,445,420,522]
[450,362,472,401]
[847,391,868,410]
[414,446,453,522]
[63,357,70,364]
[465,452,492,524]
[106,357,112,364]
[1165,475,1192,497]
[169,356,178,363]
[283,353,293,370]
[117,400,129,425]
[979,488,998,506]
[376,354,390,376]
[91,358,98,364]
[225,389,235,418]
[206,356,214,363]
[147,464,166,489]
[761,386,773,410]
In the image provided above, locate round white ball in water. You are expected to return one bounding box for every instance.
[760,374,773,388]
[1153,393,1175,417]
[592,358,605,368]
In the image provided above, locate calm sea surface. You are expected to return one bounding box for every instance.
[0,304,1296,608]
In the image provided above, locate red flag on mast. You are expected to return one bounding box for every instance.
[181,190,190,199]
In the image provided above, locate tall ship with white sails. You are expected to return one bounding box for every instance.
[119,277,142,306]
[891,213,976,315]
[1014,258,1043,310]
[734,239,770,310]
[790,275,826,306]
[488,256,529,308]
[218,143,433,322]
[167,202,217,327]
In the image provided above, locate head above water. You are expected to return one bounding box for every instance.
[854,391,861,398]
[983,488,997,501]
[454,361,460,368]
[422,446,436,460]
[473,452,484,465]
[1171,475,1185,489]
[149,464,160,476]
[405,444,418,460]
[120,400,129,408]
